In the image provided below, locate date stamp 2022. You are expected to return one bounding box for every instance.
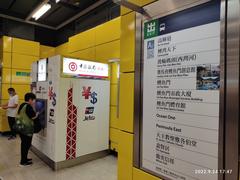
[195,169,232,174]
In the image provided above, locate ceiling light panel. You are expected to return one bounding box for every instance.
[32,3,51,20]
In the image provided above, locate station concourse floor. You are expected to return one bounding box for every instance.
[0,135,117,180]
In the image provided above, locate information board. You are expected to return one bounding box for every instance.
[142,2,220,180]
[38,59,47,82]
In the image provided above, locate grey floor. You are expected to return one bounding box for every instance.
[0,135,117,180]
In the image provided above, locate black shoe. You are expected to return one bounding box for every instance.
[27,158,32,162]
[19,161,33,167]
[8,136,16,140]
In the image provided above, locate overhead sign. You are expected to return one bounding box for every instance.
[141,1,221,180]
[38,59,47,82]
[63,58,109,78]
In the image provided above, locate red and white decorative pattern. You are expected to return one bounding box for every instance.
[66,86,77,160]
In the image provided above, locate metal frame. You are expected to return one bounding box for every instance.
[224,0,240,179]
[133,12,142,168]
[219,1,226,179]
[133,0,239,179]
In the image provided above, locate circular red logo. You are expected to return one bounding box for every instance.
[69,62,77,72]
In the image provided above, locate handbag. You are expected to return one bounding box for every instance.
[13,104,35,135]
[13,116,25,133]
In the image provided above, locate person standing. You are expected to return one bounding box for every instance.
[1,88,19,140]
[18,93,38,166]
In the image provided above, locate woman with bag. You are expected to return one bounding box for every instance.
[17,93,39,167]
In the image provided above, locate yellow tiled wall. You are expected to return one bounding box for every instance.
[119,73,134,133]
[109,62,120,151]
[0,109,8,133]
[67,17,121,151]
[118,0,161,180]
[110,106,119,129]
[3,36,12,52]
[71,47,96,61]
[96,40,120,63]
[118,131,133,180]
[133,168,161,180]
[95,18,121,45]
[2,52,11,68]
[12,38,40,56]
[69,28,95,53]
[55,42,70,57]
[0,36,40,132]
[40,45,56,58]
[110,127,120,152]
[68,17,121,63]
[118,11,135,175]
[2,68,11,84]
[12,53,38,69]
[120,12,135,73]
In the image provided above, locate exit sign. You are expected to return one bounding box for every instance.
[16,72,30,77]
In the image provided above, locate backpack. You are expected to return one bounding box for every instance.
[33,117,41,133]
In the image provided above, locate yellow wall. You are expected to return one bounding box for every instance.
[40,45,55,58]
[118,131,133,180]
[0,38,56,132]
[0,39,69,132]
[133,168,160,180]
[118,0,161,180]
[69,29,95,53]
[118,9,135,179]
[68,17,121,63]
[55,42,70,57]
[0,37,39,101]
[67,17,121,152]
[0,39,66,132]
[0,36,40,131]
[109,62,120,152]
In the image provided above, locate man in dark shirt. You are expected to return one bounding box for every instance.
[18,93,38,167]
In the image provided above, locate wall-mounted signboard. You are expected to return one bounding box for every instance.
[141,1,221,179]
[63,57,109,78]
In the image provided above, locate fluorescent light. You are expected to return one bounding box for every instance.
[56,0,60,3]
[32,4,51,20]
